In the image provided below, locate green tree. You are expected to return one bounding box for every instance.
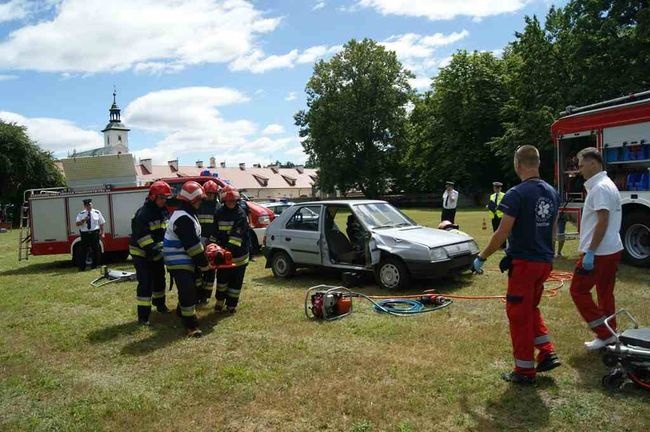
[402,51,507,197]
[295,38,414,198]
[490,1,650,182]
[0,121,66,221]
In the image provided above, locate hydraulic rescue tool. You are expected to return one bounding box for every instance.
[90,266,137,288]
[304,285,453,321]
[600,309,650,391]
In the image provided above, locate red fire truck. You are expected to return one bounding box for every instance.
[551,90,650,267]
[18,176,275,262]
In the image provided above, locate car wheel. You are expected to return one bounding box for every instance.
[271,250,296,278]
[375,256,410,290]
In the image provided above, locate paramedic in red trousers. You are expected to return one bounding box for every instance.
[196,180,221,305]
[211,185,249,313]
[74,198,105,271]
[471,145,562,384]
[129,181,172,325]
[570,147,623,351]
[441,181,458,223]
[163,181,213,338]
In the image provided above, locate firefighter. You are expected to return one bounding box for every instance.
[471,145,561,384]
[196,180,221,304]
[163,181,212,337]
[74,198,105,271]
[212,185,249,313]
[129,181,173,325]
[487,181,506,248]
[437,220,470,237]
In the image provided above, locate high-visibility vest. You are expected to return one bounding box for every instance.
[488,192,505,219]
[163,210,203,272]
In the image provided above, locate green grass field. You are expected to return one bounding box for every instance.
[1,209,649,431]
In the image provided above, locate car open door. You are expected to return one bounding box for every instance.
[283,205,323,265]
[365,235,381,267]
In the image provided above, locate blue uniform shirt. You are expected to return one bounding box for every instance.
[498,178,560,263]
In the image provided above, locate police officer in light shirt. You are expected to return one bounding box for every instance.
[74,198,105,271]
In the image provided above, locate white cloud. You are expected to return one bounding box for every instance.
[380,30,469,89]
[0,74,18,81]
[230,44,341,73]
[408,77,431,90]
[0,0,29,23]
[0,0,281,74]
[285,92,297,101]
[313,1,326,10]
[125,86,298,165]
[262,124,285,135]
[229,28,464,82]
[356,0,529,21]
[438,56,454,68]
[0,110,102,155]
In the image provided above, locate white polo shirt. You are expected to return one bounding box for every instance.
[76,208,106,232]
[579,171,623,255]
[442,189,458,209]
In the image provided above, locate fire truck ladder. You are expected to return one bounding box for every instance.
[18,200,31,261]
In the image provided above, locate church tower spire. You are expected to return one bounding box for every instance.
[101,87,130,151]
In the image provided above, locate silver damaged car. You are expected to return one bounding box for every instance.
[263,200,479,289]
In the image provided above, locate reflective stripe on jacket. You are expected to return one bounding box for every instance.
[163,209,204,271]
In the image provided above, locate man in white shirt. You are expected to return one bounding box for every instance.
[441,181,458,223]
[569,148,623,351]
[74,198,106,271]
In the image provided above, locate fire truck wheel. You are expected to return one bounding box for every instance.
[248,228,260,255]
[270,250,296,278]
[104,251,129,262]
[621,211,650,267]
[71,243,82,266]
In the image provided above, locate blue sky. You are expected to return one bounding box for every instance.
[0,0,566,167]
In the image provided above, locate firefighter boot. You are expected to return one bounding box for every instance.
[137,305,151,326]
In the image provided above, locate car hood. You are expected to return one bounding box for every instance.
[372,226,471,248]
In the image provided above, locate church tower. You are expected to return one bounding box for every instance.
[101,89,130,153]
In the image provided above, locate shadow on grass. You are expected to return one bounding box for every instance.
[461,378,555,431]
[0,259,73,276]
[551,255,650,285]
[87,307,236,356]
[567,351,650,398]
[250,268,475,296]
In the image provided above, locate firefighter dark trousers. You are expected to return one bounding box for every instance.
[170,270,199,329]
[570,251,622,340]
[134,256,166,321]
[506,259,555,377]
[491,217,506,249]
[76,230,101,270]
[215,265,247,309]
[198,269,215,301]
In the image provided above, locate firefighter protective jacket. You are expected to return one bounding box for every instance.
[129,200,168,261]
[211,204,250,267]
[196,198,220,241]
[163,204,210,271]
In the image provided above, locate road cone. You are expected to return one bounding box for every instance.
[482,218,487,230]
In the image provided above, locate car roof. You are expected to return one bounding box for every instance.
[292,199,387,206]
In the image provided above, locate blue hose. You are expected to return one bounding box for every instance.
[373,299,425,314]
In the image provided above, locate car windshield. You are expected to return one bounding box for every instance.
[354,203,415,229]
